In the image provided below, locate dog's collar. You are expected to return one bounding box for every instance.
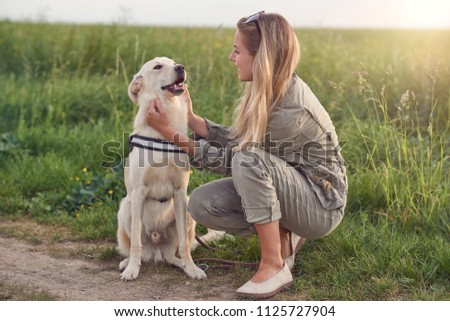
[129,134,186,154]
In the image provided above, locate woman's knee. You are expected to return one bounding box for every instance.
[188,181,252,234]
[187,186,210,222]
[188,178,239,223]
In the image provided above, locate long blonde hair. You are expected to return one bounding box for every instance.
[231,13,300,149]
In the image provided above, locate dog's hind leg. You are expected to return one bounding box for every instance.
[120,188,146,281]
[163,230,191,271]
[173,188,206,279]
[164,253,185,270]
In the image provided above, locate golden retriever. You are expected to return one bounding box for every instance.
[117,57,223,281]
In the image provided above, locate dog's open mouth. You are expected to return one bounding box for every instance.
[161,76,185,94]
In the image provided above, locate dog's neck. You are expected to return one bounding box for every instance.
[133,95,188,140]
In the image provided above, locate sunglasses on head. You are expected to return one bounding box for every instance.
[245,11,265,24]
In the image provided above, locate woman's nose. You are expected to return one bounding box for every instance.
[229,51,235,62]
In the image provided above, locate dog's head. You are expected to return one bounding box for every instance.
[128,57,186,104]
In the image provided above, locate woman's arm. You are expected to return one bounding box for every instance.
[188,113,209,139]
[146,95,235,176]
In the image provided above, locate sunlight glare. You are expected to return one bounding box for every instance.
[406,0,450,28]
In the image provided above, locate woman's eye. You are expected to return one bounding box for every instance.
[153,65,163,70]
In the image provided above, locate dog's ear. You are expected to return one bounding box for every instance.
[128,75,143,104]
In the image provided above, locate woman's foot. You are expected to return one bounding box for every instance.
[280,228,306,270]
[280,227,292,259]
[251,261,284,283]
[236,263,293,298]
[239,221,292,298]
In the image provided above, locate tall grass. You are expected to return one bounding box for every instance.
[0,21,448,300]
[333,62,448,232]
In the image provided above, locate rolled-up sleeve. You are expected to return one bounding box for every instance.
[189,119,237,176]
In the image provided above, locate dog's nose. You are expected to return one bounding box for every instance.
[174,64,185,73]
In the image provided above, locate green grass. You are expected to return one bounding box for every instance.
[0,21,449,300]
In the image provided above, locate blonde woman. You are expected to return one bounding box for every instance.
[146,11,347,298]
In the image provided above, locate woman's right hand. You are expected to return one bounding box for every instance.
[182,84,209,138]
[182,84,195,120]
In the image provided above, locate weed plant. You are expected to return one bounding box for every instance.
[0,21,448,300]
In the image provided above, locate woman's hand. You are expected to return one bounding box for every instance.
[146,98,172,135]
[181,84,195,123]
[182,85,209,138]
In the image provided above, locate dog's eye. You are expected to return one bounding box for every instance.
[153,65,163,70]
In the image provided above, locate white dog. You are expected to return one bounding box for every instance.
[117,57,223,281]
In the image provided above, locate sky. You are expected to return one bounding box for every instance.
[1,0,450,29]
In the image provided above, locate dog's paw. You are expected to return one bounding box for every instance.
[119,258,129,271]
[184,265,207,280]
[120,264,140,281]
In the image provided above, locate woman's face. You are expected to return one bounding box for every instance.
[229,30,255,81]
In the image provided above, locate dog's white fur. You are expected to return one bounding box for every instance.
[117,57,223,281]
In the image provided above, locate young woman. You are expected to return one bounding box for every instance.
[146,11,347,298]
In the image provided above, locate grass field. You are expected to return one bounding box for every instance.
[0,21,449,300]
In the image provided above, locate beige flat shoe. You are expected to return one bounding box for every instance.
[284,232,306,271]
[236,263,293,299]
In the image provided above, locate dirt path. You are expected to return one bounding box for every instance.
[0,221,238,301]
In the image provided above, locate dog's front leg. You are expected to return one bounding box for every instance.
[120,188,144,281]
[173,189,206,279]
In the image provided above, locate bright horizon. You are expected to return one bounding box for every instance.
[1,0,450,29]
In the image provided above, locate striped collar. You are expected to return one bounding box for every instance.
[129,134,186,154]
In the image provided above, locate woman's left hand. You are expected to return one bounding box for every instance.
[146,98,171,133]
